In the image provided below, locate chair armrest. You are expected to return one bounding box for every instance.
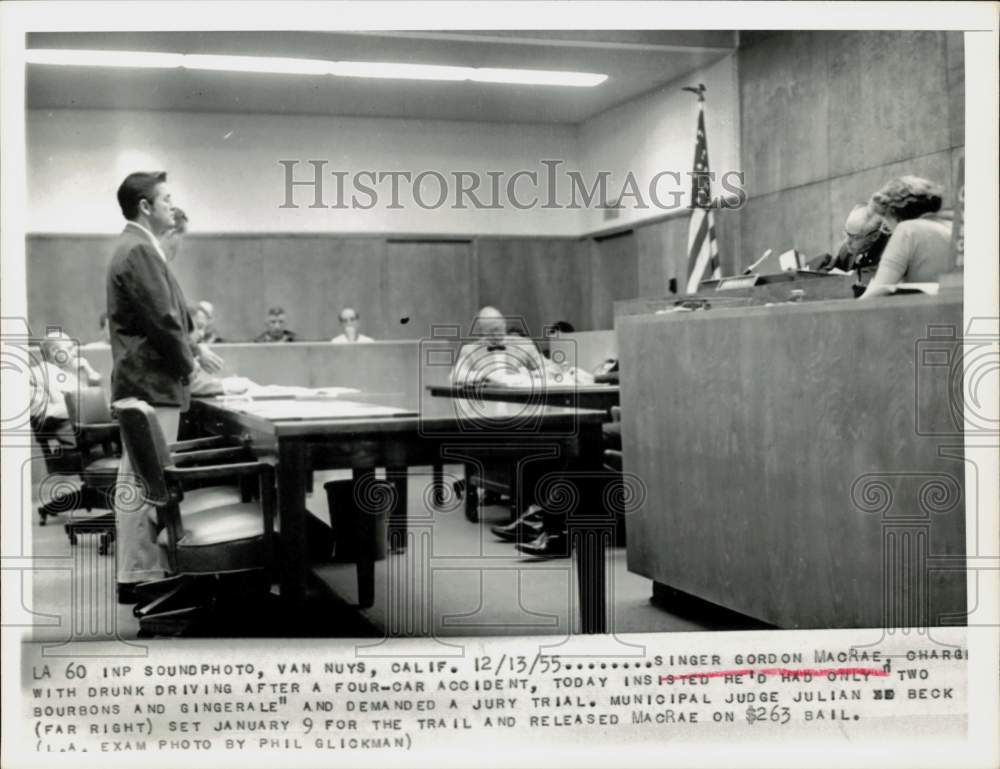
[76,423,120,455]
[77,423,119,442]
[169,436,230,452]
[170,446,250,466]
[164,460,272,483]
[79,421,117,430]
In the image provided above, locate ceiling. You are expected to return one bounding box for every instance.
[26,30,736,124]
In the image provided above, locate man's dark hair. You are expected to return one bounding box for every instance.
[117,171,167,221]
[267,306,286,317]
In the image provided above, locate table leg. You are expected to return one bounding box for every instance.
[386,465,407,553]
[352,467,377,608]
[568,435,614,635]
[432,463,444,507]
[278,440,309,614]
[463,463,479,522]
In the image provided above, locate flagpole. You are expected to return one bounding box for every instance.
[681,83,721,293]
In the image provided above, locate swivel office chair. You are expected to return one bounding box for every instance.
[59,388,122,552]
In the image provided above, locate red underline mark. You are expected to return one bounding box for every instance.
[659,667,888,683]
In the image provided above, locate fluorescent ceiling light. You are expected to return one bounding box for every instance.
[472,68,607,87]
[25,49,183,69]
[330,61,470,81]
[183,54,332,76]
[26,49,608,87]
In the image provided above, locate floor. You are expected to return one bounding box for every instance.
[26,464,764,641]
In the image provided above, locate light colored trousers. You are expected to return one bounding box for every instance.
[115,405,179,584]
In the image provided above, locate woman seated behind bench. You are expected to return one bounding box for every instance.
[859,176,954,299]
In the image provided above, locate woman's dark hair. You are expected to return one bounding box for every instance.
[870,176,943,222]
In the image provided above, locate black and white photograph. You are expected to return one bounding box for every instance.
[1,2,997,767]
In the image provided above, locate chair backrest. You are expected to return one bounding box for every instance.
[113,399,173,506]
[65,386,113,425]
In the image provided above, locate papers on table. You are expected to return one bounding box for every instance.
[239,383,361,399]
[484,367,597,388]
[230,399,414,421]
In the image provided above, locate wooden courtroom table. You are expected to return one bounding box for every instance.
[426,382,620,412]
[618,291,966,629]
[190,395,613,633]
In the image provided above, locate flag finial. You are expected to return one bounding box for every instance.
[681,83,707,102]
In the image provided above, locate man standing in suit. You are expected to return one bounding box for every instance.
[107,171,223,603]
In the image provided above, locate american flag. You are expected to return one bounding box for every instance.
[685,86,721,293]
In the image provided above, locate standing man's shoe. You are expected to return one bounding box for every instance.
[117,582,141,605]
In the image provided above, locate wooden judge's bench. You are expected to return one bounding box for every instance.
[615,273,967,629]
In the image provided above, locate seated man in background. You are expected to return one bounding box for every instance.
[450,306,545,387]
[451,309,573,558]
[29,331,103,442]
[197,300,225,343]
[330,307,374,343]
[254,306,297,342]
[860,176,954,299]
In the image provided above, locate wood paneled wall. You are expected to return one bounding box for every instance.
[477,238,588,338]
[24,210,744,343]
[26,233,638,344]
[735,31,965,268]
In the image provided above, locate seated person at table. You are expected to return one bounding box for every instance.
[813,204,890,282]
[859,176,954,299]
[81,312,111,349]
[29,331,103,442]
[451,306,545,386]
[254,306,298,342]
[161,207,188,262]
[196,300,225,343]
[187,306,224,396]
[330,307,373,343]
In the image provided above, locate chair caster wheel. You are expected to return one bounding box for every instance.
[39,516,47,527]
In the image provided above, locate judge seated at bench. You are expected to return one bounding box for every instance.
[859,176,954,299]
[809,204,890,283]
[451,306,546,387]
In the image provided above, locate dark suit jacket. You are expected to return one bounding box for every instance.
[107,225,196,409]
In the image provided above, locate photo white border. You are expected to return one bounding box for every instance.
[1,3,997,768]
